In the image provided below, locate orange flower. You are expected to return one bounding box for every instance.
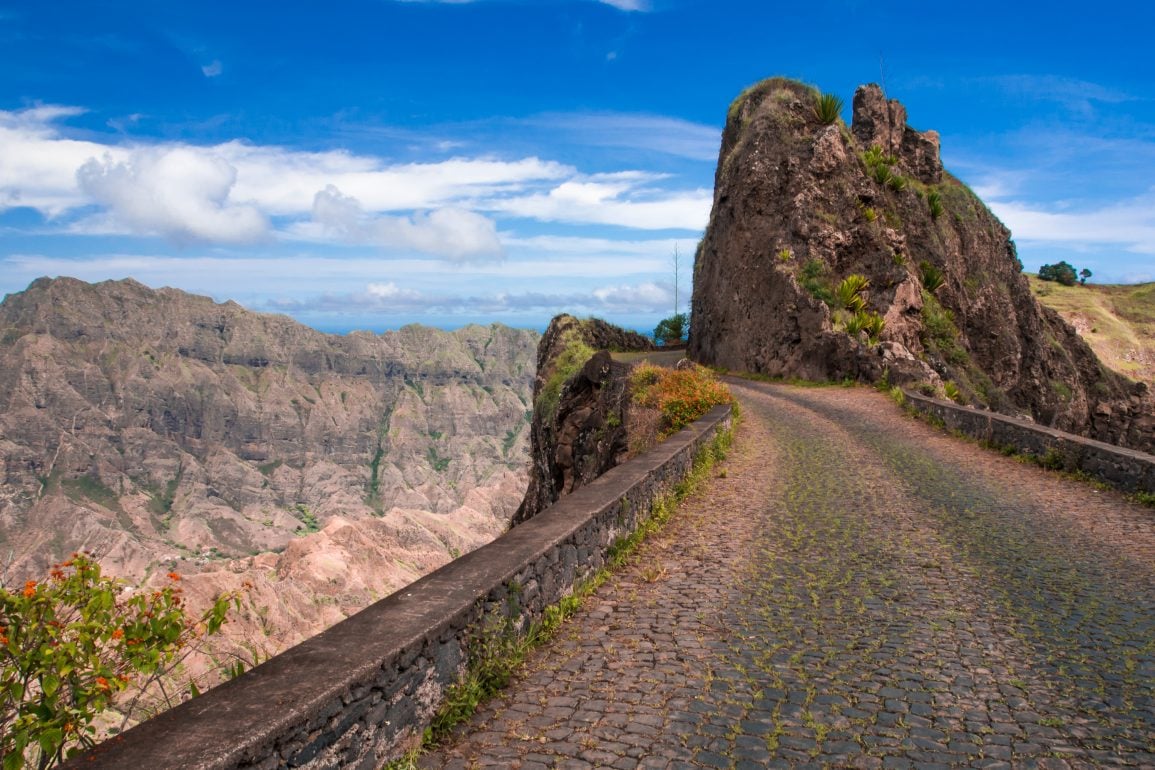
[167,571,181,581]
[111,628,124,640]
[50,567,65,580]
[95,677,110,691]
[22,580,36,598]
[0,635,8,646]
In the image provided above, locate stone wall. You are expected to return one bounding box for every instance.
[904,391,1155,494]
[64,405,734,770]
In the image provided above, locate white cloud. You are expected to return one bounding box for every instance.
[1,104,708,246]
[77,147,269,243]
[201,60,223,77]
[593,281,672,310]
[0,105,101,215]
[490,178,710,230]
[312,185,503,259]
[367,281,423,300]
[599,0,649,10]
[991,193,1155,256]
[988,75,1134,116]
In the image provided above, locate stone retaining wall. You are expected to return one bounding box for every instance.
[903,391,1155,494]
[65,405,733,770]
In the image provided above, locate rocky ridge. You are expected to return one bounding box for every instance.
[512,314,654,525]
[0,276,537,655]
[689,78,1153,451]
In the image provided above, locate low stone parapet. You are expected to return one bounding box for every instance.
[903,391,1155,494]
[65,405,733,770]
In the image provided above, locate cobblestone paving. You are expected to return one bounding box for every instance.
[419,381,1155,769]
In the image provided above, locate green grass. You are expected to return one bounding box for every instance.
[62,474,122,511]
[538,326,597,418]
[1029,275,1155,383]
[800,259,833,304]
[920,290,968,365]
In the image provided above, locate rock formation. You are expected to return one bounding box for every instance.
[0,276,537,655]
[690,78,1153,451]
[512,315,653,524]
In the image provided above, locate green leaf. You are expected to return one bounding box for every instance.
[38,727,63,761]
[4,748,26,770]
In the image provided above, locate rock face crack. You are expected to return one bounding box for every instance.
[421,381,1155,769]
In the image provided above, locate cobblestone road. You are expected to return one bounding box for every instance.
[419,381,1155,769]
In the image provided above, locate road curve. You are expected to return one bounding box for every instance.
[420,380,1155,769]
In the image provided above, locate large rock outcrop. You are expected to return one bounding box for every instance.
[0,276,537,655]
[512,315,654,525]
[690,78,1153,451]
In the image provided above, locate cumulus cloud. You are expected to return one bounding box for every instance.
[77,147,269,243]
[312,185,503,259]
[0,105,100,214]
[2,103,707,247]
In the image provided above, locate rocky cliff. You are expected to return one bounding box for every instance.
[512,314,654,525]
[689,78,1153,451]
[0,276,536,654]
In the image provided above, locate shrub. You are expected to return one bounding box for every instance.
[919,260,945,293]
[813,91,843,125]
[920,291,968,365]
[776,247,793,262]
[886,174,908,192]
[1,555,236,769]
[799,259,833,304]
[630,363,732,437]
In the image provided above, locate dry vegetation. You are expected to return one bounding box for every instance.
[1029,276,1155,384]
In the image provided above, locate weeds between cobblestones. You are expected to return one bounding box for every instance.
[385,425,734,770]
[419,382,1154,769]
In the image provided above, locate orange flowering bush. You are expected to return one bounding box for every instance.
[1,554,235,769]
[630,362,733,438]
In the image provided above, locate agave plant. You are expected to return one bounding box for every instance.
[927,189,944,219]
[862,311,886,345]
[814,91,843,125]
[862,146,888,167]
[886,174,908,192]
[843,312,867,337]
[919,260,945,293]
[835,274,870,313]
[943,380,963,404]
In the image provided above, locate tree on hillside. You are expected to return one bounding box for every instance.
[1080,268,1092,285]
[654,313,687,345]
[1038,261,1078,286]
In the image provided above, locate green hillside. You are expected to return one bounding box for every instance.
[1029,275,1155,384]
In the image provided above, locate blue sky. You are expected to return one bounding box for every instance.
[2,0,1153,334]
